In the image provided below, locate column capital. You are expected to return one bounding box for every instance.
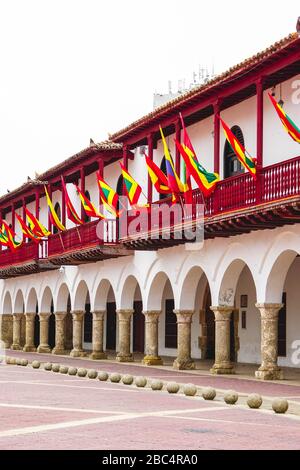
[143,311,161,322]
[256,303,283,320]
[13,313,23,321]
[25,312,36,319]
[116,309,134,321]
[91,311,106,320]
[54,311,68,320]
[1,313,13,319]
[71,311,84,321]
[210,306,232,321]
[39,312,52,321]
[173,310,194,323]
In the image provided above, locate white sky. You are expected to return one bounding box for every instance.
[0,0,299,194]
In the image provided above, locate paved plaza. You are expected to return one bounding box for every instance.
[0,351,300,450]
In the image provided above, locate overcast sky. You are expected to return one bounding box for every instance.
[0,1,299,194]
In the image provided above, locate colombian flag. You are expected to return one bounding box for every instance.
[268,93,300,143]
[44,186,66,232]
[96,172,119,217]
[15,214,41,243]
[119,162,142,206]
[25,208,50,237]
[160,127,184,194]
[61,177,83,225]
[145,154,171,195]
[219,117,257,178]
[0,223,9,247]
[75,185,105,219]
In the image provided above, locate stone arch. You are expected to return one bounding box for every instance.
[93,279,117,352]
[216,259,256,307]
[13,289,25,314]
[178,266,211,311]
[119,275,143,310]
[40,286,54,313]
[264,250,298,304]
[73,280,89,312]
[25,287,38,313]
[2,291,12,314]
[145,271,175,311]
[93,279,116,311]
[55,283,71,312]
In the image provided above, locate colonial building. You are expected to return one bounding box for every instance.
[0,32,300,380]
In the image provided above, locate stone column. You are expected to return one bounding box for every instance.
[0,314,13,349]
[37,313,51,353]
[11,314,23,350]
[199,309,208,359]
[23,313,37,352]
[210,306,234,375]
[116,310,134,362]
[90,311,107,360]
[70,311,85,357]
[173,310,195,370]
[142,311,163,366]
[255,303,283,380]
[52,312,67,355]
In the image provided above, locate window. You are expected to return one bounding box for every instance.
[116,175,124,211]
[278,293,287,357]
[159,156,171,201]
[165,299,177,348]
[242,311,247,329]
[223,125,245,178]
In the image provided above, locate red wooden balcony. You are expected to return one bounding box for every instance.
[47,219,132,265]
[121,155,300,249]
[0,241,56,279]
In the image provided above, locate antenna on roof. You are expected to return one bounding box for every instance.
[168,80,172,94]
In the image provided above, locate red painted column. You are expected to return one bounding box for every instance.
[175,119,181,176]
[122,145,129,197]
[35,188,40,219]
[11,203,16,233]
[22,198,26,241]
[213,101,221,175]
[80,167,85,222]
[147,133,154,203]
[61,178,66,227]
[98,159,104,207]
[256,79,264,168]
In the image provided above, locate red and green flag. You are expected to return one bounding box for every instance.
[219,117,257,178]
[145,154,171,195]
[0,223,9,247]
[96,171,119,217]
[119,162,142,206]
[1,221,22,252]
[15,213,41,243]
[268,93,300,143]
[75,185,105,219]
[61,177,83,225]
[160,126,184,195]
[25,208,50,237]
[44,186,66,232]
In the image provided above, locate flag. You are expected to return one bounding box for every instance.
[96,171,119,217]
[15,214,41,243]
[44,186,66,232]
[61,177,83,225]
[160,127,184,194]
[0,224,9,247]
[119,162,142,206]
[179,114,195,203]
[268,93,300,143]
[145,154,171,195]
[219,117,256,178]
[75,185,105,219]
[25,208,50,237]
[1,221,22,252]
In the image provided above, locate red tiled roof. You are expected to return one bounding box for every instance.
[110,32,299,141]
[0,141,122,205]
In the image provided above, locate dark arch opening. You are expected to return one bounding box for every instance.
[84,191,91,223]
[223,125,245,179]
[159,156,171,201]
[53,202,61,234]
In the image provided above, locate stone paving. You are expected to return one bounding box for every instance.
[0,350,300,449]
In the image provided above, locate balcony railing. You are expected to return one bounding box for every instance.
[48,219,117,257]
[0,242,40,268]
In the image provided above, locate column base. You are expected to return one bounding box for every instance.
[143,355,163,366]
[23,346,37,352]
[89,352,107,360]
[116,353,134,363]
[210,363,235,375]
[11,344,22,351]
[52,348,68,355]
[70,349,86,358]
[255,367,283,381]
[37,345,52,354]
[173,359,195,370]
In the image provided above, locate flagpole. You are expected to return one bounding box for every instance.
[76,226,82,243]
[58,231,65,251]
